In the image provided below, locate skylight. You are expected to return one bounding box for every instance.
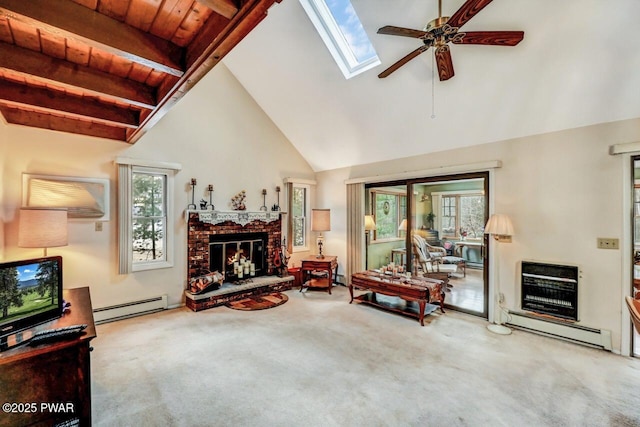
[299,0,380,79]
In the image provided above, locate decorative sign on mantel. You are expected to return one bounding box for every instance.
[187,210,280,226]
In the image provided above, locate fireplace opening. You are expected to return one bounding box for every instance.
[521,261,579,321]
[210,232,268,281]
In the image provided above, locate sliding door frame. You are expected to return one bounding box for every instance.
[365,171,490,318]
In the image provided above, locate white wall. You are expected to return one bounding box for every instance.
[0,64,315,309]
[316,118,640,353]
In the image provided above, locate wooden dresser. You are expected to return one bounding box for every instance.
[0,287,96,427]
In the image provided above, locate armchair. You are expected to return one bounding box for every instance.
[419,236,466,277]
[412,234,456,283]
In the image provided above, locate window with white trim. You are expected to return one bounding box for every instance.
[291,183,310,252]
[436,191,485,239]
[116,158,180,273]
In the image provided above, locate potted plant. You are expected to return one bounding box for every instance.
[425,212,436,229]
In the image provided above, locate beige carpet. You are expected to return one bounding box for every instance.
[92,286,640,426]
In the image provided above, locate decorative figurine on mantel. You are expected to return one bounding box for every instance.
[271,186,281,212]
[231,190,247,210]
[199,199,207,210]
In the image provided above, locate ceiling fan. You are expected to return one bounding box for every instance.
[377,0,524,81]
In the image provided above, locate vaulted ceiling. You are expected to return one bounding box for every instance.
[0,0,281,141]
[223,0,640,171]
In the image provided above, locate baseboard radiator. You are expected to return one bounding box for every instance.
[505,311,612,351]
[93,295,168,324]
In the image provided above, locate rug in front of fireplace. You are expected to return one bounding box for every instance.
[226,292,289,311]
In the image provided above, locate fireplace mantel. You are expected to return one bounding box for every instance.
[186,210,281,226]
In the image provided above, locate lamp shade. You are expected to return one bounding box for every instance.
[364,215,376,231]
[18,208,68,249]
[311,209,331,232]
[398,219,407,231]
[484,214,514,236]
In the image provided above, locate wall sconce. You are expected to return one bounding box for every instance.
[18,207,68,256]
[311,209,331,259]
[484,214,514,243]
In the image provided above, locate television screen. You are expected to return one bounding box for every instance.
[0,256,63,344]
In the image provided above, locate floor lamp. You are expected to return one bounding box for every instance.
[18,207,68,256]
[484,213,514,335]
[364,215,376,270]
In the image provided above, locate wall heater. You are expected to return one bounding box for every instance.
[93,295,168,324]
[505,311,612,351]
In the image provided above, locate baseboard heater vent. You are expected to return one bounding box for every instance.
[506,311,612,351]
[93,295,168,324]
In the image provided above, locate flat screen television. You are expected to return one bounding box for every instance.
[0,256,63,350]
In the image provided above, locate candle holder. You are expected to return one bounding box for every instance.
[260,189,268,211]
[207,184,215,210]
[188,178,197,209]
[271,186,281,211]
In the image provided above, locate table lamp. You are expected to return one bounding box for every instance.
[18,207,68,256]
[311,209,331,259]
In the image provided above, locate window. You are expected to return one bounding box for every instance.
[299,0,380,79]
[116,158,180,273]
[291,184,310,251]
[440,193,485,239]
[132,170,166,264]
[370,190,406,241]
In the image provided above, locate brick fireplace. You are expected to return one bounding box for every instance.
[185,211,294,312]
[187,211,282,282]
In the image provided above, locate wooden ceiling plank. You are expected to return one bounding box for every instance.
[8,19,40,52]
[0,105,128,140]
[97,0,131,22]
[195,0,238,20]
[70,0,98,10]
[0,79,140,128]
[0,16,13,43]
[65,37,91,66]
[0,42,157,108]
[125,0,162,32]
[172,1,214,47]
[0,0,185,76]
[40,31,67,60]
[150,0,192,41]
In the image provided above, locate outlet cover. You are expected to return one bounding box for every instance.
[597,238,618,249]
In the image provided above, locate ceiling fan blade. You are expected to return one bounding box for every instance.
[435,45,454,81]
[377,25,428,39]
[447,0,494,29]
[378,46,430,78]
[453,31,524,46]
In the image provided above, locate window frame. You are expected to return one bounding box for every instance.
[116,158,180,274]
[299,0,380,79]
[291,183,311,253]
[433,190,485,240]
[370,190,407,242]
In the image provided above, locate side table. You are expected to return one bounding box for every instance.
[300,255,338,294]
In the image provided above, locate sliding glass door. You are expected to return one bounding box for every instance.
[364,172,489,317]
